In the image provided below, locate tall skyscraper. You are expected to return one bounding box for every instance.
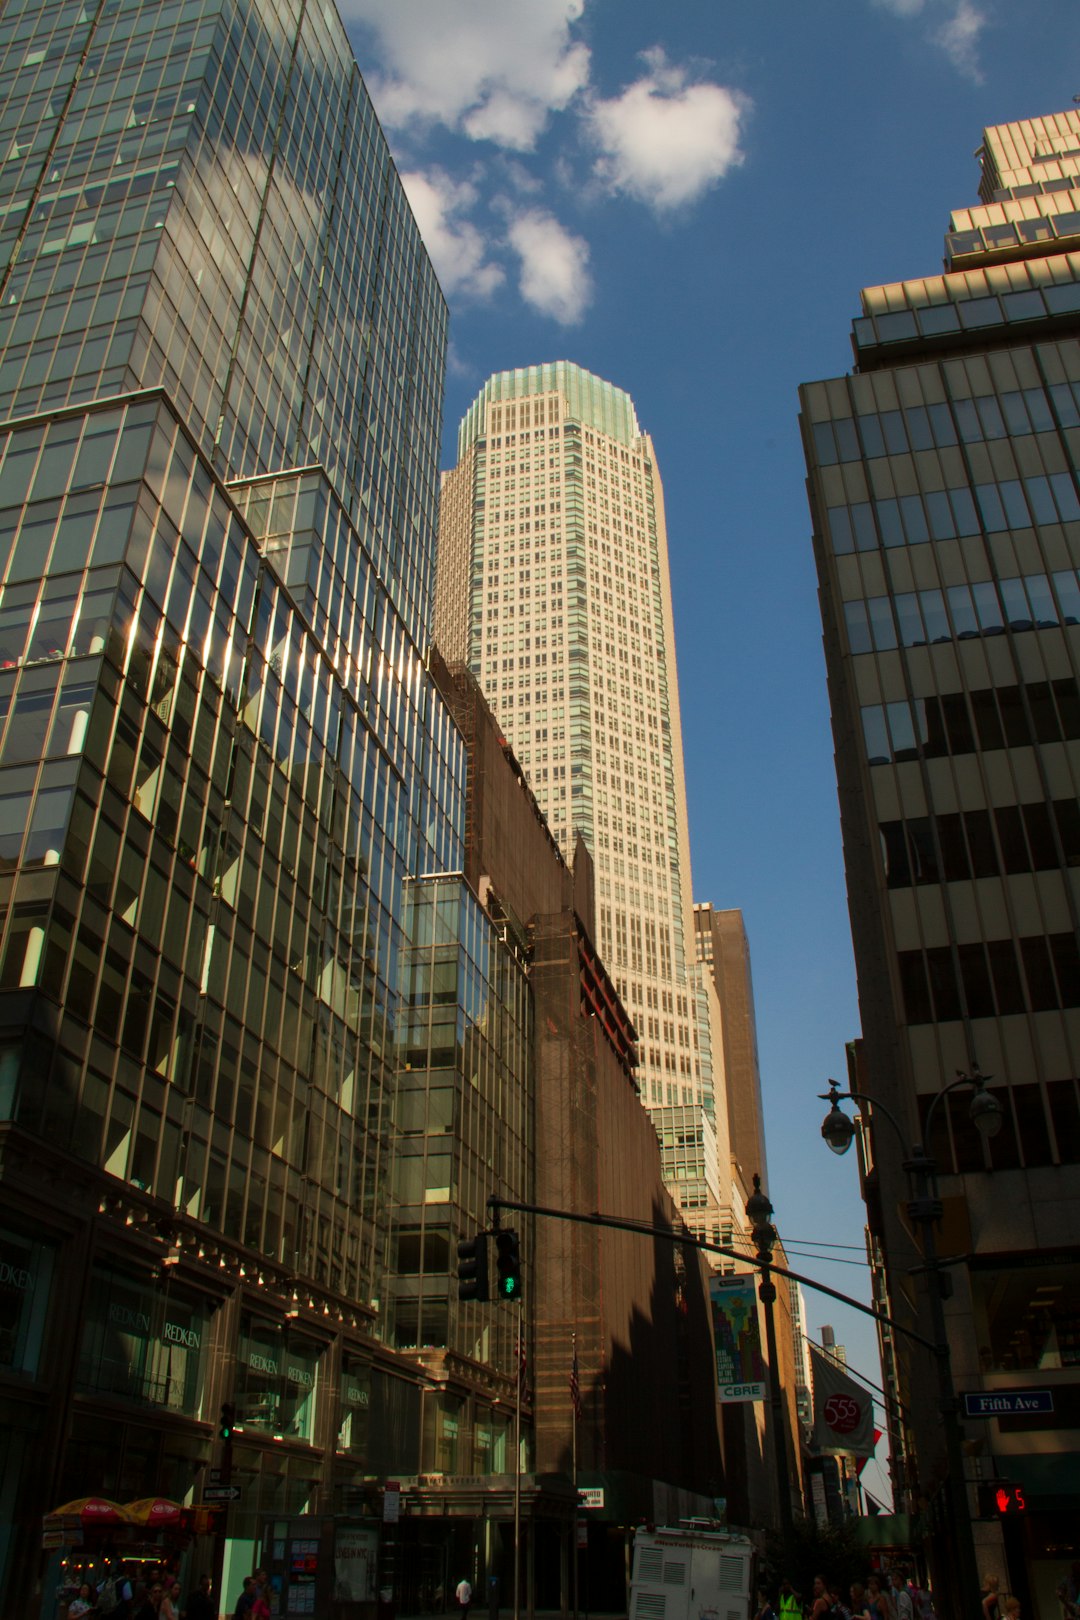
[802,109,1080,1608]
[0,0,462,1607]
[436,364,725,1230]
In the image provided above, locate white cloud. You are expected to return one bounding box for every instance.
[399,170,504,299]
[874,0,988,79]
[932,0,987,81]
[506,210,592,325]
[342,0,589,151]
[588,49,748,213]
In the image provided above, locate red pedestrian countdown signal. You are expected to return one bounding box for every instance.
[978,1481,1027,1516]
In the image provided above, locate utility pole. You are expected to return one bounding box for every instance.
[746,1176,794,1542]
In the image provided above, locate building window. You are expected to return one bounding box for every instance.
[76,1264,208,1415]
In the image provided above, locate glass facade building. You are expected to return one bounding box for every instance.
[0,0,542,1612]
[801,109,1080,1616]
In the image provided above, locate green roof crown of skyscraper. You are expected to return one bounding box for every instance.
[457,361,643,458]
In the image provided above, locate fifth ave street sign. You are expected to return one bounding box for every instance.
[962,1390,1054,1418]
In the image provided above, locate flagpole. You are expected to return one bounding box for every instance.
[571,1332,579,1620]
[514,1309,522,1620]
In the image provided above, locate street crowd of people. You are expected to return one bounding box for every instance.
[60,1562,273,1620]
[756,1569,939,1620]
[60,1564,214,1620]
[753,1566,1054,1620]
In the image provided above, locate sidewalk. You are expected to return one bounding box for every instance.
[396,1612,628,1620]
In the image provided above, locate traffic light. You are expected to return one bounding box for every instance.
[219,1401,236,1442]
[495,1229,522,1301]
[457,1232,490,1302]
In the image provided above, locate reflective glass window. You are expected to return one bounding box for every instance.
[1050,473,1080,522]
[949,486,979,535]
[926,490,956,540]
[899,495,928,545]
[1001,577,1033,628]
[844,601,871,653]
[868,596,897,649]
[876,498,904,548]
[947,583,979,637]
[0,1227,55,1375]
[1053,569,1080,624]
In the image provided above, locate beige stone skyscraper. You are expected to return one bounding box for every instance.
[436,362,724,1224]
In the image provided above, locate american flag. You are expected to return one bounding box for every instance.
[569,1342,582,1420]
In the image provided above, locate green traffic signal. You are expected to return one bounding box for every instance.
[219,1401,236,1441]
[495,1229,522,1302]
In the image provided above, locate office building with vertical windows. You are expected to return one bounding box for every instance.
[801,109,1080,1614]
[435,364,728,1238]
[0,0,476,1609]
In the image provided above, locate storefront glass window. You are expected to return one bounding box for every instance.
[0,1225,54,1374]
[425,1392,463,1474]
[76,1265,207,1414]
[336,1353,371,1457]
[237,1317,323,1442]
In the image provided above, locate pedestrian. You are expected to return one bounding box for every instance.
[233,1578,257,1620]
[133,1583,163,1620]
[182,1575,214,1620]
[779,1580,802,1620]
[455,1577,472,1620]
[809,1577,831,1620]
[888,1570,913,1620]
[1003,1602,1020,1620]
[160,1582,181,1620]
[755,1588,778,1620]
[1058,1564,1080,1620]
[850,1584,870,1620]
[982,1575,1002,1620]
[69,1583,97,1619]
[866,1575,893,1620]
[98,1565,134,1620]
[907,1575,935,1620]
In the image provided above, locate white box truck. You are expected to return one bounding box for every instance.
[629,1524,757,1620]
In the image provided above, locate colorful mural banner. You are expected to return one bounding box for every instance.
[709,1273,765,1402]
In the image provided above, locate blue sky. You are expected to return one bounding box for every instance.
[338,0,1080,1505]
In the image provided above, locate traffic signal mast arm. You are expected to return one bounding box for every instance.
[486,1195,935,1352]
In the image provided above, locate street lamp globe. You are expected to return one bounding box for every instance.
[968,1083,1003,1139]
[745,1174,776,1254]
[821,1101,856,1156]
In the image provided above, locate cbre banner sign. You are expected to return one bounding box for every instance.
[709,1275,765,1403]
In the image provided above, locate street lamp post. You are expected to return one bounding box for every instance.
[745,1174,794,1542]
[818,1067,1003,1614]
